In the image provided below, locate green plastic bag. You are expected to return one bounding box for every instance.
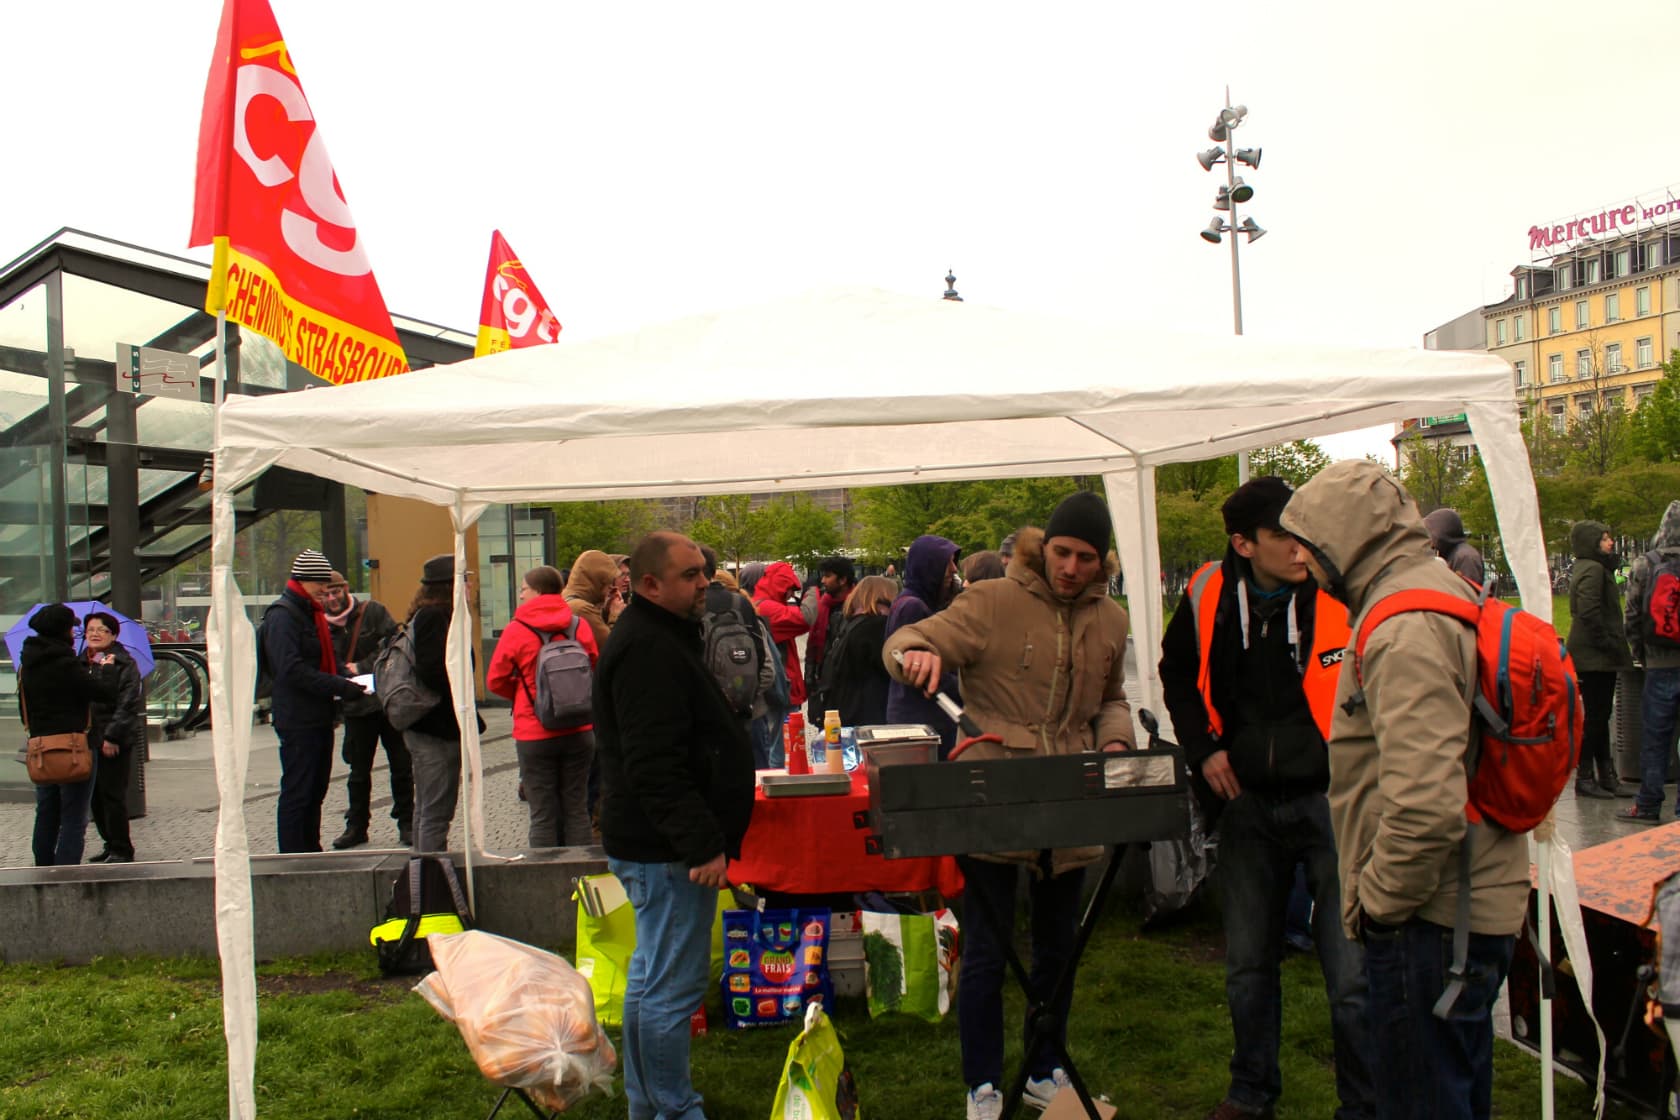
[573,873,732,1029]
[860,909,959,1022]
[770,1001,860,1120]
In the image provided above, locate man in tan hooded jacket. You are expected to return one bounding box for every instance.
[1280,461,1527,1120]
[886,491,1133,1120]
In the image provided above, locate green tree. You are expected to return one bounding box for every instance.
[851,482,989,561]
[1246,440,1332,487]
[767,495,842,570]
[1629,351,1680,463]
[1397,432,1474,514]
[1154,489,1228,573]
[688,494,773,568]
[1156,457,1237,500]
[548,499,661,565]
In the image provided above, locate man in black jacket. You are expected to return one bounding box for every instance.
[263,549,367,853]
[323,571,412,850]
[594,531,755,1120]
[1160,478,1373,1120]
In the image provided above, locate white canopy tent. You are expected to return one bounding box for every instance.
[205,287,1586,1117]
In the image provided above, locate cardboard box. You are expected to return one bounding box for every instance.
[1040,1086,1116,1120]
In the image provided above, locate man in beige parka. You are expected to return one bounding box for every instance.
[885,491,1133,1120]
[1280,460,1526,1120]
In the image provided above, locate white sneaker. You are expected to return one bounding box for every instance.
[1023,1068,1071,1110]
[966,1082,1003,1120]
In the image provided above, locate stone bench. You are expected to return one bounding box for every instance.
[0,846,607,963]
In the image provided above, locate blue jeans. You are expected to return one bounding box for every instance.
[1362,918,1514,1120]
[1217,793,1374,1118]
[1635,667,1680,815]
[956,854,1084,1089]
[609,857,715,1120]
[275,725,335,853]
[750,709,785,769]
[33,760,97,866]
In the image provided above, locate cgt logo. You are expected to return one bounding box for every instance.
[232,41,371,278]
[1318,649,1345,669]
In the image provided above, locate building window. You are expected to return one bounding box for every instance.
[1548,306,1561,334]
[1606,342,1622,372]
[1549,403,1567,433]
[1496,319,1507,346]
[1557,266,1572,291]
[1637,383,1658,405]
[1639,336,1654,368]
[1648,242,1665,270]
[1576,300,1590,329]
[1615,248,1631,277]
[1548,353,1564,382]
[1606,292,1620,322]
[1584,258,1602,283]
[1513,360,1527,387]
[1516,276,1529,299]
[1577,396,1594,418]
[1514,314,1525,341]
[1607,387,1627,410]
[1576,348,1592,378]
[1638,285,1651,316]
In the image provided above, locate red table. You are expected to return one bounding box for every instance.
[729,769,964,897]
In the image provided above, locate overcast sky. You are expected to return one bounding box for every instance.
[8,0,1680,462]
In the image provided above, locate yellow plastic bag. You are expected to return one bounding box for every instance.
[573,874,733,1029]
[770,1002,859,1120]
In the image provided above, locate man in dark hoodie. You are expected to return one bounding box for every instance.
[1422,508,1485,587]
[595,531,755,1120]
[1564,521,1631,800]
[263,549,368,853]
[884,534,961,755]
[1160,478,1373,1120]
[1621,500,1680,824]
[804,556,856,724]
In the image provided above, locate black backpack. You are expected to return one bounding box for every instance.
[369,855,473,975]
[702,596,763,714]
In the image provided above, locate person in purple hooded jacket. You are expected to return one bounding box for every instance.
[884,534,962,756]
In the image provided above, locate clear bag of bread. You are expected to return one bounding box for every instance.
[416,929,617,1112]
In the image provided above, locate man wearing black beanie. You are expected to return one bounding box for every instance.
[884,490,1133,1118]
[1159,476,1373,1120]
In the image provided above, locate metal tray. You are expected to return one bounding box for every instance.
[760,772,853,797]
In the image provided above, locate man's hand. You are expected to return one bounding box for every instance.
[1201,750,1241,800]
[606,591,626,623]
[1100,740,1130,753]
[102,740,120,759]
[898,649,943,697]
[689,853,729,890]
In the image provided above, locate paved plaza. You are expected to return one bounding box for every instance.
[0,708,532,868]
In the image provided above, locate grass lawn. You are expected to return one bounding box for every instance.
[0,901,1612,1119]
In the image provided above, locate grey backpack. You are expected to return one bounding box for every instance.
[372,624,442,731]
[518,617,594,730]
[702,598,762,714]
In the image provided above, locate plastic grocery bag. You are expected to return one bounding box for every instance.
[770,1001,860,1120]
[721,907,834,1028]
[573,874,637,1029]
[416,930,617,1114]
[859,909,959,1022]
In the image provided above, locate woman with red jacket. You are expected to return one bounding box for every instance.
[488,565,601,846]
[752,561,812,711]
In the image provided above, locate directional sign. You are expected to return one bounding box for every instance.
[116,343,201,402]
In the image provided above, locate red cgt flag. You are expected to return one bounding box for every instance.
[475,231,562,357]
[189,0,408,384]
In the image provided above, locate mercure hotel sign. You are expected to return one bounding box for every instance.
[1529,188,1680,252]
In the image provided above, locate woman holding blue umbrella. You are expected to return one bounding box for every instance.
[83,611,145,864]
[18,604,112,865]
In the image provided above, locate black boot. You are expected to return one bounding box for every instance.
[331,825,369,850]
[1599,758,1628,796]
[87,848,111,864]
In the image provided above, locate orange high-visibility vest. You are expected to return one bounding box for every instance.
[1185,560,1349,742]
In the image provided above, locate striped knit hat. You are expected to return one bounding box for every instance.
[290,549,334,582]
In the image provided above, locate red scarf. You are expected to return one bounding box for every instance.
[287,579,337,673]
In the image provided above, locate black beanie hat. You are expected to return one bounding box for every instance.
[1044,492,1111,555]
[1221,476,1294,538]
[30,603,76,638]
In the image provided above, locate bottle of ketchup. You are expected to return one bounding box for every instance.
[785,712,810,774]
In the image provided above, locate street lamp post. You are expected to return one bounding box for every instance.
[1197,94,1265,482]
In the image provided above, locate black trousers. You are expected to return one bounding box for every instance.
[340,713,414,831]
[90,746,134,859]
[1578,670,1618,780]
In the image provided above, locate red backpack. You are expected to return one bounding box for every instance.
[1640,549,1680,649]
[1352,584,1582,834]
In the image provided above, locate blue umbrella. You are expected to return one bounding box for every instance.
[4,601,156,678]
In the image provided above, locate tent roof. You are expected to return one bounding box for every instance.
[216,287,1513,502]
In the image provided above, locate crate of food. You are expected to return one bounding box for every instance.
[856,724,940,768]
